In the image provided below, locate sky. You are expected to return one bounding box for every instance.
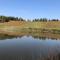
[0,0,60,19]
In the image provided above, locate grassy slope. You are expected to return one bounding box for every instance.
[28,21,60,30]
[0,21,60,31]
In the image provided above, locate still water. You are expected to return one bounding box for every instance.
[0,33,60,60]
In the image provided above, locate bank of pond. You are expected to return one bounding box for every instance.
[0,29,60,40]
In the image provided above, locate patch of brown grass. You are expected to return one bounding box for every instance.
[4,21,27,26]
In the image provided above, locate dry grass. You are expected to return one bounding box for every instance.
[0,21,60,30]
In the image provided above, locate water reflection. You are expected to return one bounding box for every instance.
[0,34,17,40]
[0,36,60,60]
[0,31,60,60]
[0,31,60,40]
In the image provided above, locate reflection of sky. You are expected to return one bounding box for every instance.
[0,36,60,60]
[0,36,60,49]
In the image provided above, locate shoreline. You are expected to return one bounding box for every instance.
[0,28,60,40]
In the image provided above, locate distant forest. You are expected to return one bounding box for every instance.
[0,16,59,22]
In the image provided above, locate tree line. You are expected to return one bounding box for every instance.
[0,16,59,22]
[0,16,25,22]
[32,18,59,22]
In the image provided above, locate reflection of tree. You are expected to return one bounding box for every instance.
[51,38,57,40]
[0,34,16,40]
[0,29,60,40]
[33,36,46,40]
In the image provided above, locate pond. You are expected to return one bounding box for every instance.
[0,32,60,60]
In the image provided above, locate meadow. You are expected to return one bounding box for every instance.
[0,21,60,33]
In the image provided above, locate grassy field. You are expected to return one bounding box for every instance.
[0,21,60,32]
